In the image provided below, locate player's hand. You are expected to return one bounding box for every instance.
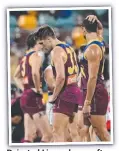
[83,105,91,118]
[37,88,43,94]
[48,95,57,104]
[86,15,98,23]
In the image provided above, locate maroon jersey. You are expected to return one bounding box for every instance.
[20,51,36,90]
[80,40,105,90]
[51,43,79,89]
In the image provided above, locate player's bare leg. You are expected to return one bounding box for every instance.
[79,125,90,142]
[91,115,110,141]
[89,125,97,141]
[68,113,80,142]
[77,110,84,130]
[24,113,37,142]
[33,112,53,142]
[77,110,91,142]
[53,113,69,142]
[77,110,85,141]
[64,126,72,142]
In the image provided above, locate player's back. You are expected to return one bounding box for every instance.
[20,50,46,115]
[52,43,79,88]
[20,50,36,90]
[80,40,105,90]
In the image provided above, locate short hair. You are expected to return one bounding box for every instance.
[26,32,36,50]
[35,25,55,40]
[82,18,98,33]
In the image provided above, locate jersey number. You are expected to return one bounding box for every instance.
[66,47,78,75]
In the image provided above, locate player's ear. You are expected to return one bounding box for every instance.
[82,27,86,33]
[83,27,87,34]
[80,26,84,30]
[47,37,52,41]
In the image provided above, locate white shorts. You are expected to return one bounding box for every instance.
[44,65,52,74]
[44,65,52,82]
[46,95,54,125]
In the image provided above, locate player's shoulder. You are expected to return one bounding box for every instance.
[54,45,64,52]
[30,51,41,59]
[21,55,25,61]
[52,46,64,57]
[86,44,102,60]
[29,52,42,65]
[87,43,102,53]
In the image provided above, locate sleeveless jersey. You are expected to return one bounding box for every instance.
[51,43,79,89]
[20,51,39,90]
[80,40,105,90]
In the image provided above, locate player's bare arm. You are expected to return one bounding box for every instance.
[30,53,42,93]
[97,19,103,37]
[85,44,102,106]
[14,65,24,91]
[50,46,65,102]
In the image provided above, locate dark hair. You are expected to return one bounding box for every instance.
[35,25,55,40]
[26,32,37,50]
[82,18,98,33]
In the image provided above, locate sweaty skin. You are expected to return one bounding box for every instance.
[83,44,102,115]
[14,65,24,91]
[85,44,101,103]
[50,46,66,102]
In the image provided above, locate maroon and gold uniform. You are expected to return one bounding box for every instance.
[80,40,108,115]
[51,43,82,117]
[20,51,45,115]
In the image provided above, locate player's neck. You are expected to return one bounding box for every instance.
[52,38,62,48]
[28,48,37,53]
[86,33,99,44]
